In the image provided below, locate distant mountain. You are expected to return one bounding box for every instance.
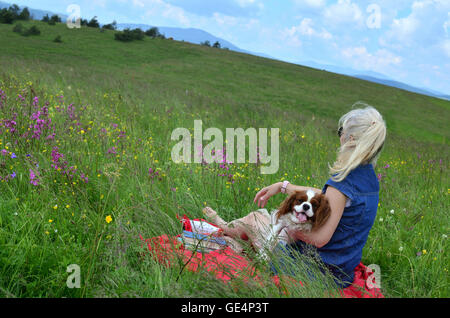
[300,60,394,81]
[1,2,448,100]
[116,23,273,59]
[300,60,449,100]
[0,1,66,20]
[354,75,450,101]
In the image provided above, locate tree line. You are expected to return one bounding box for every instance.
[1,3,227,49]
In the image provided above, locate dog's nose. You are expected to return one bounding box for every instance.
[303,204,310,211]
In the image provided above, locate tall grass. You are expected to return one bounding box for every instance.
[0,21,448,297]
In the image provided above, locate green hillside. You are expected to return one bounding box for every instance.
[1,21,448,144]
[0,20,448,298]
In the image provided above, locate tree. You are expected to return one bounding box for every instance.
[130,28,145,40]
[102,20,117,30]
[80,18,89,26]
[53,35,63,43]
[213,41,221,48]
[114,28,145,42]
[0,8,15,24]
[51,14,61,22]
[87,16,100,28]
[41,14,50,22]
[8,4,20,19]
[145,27,161,38]
[18,7,30,21]
[22,25,41,36]
[12,23,23,33]
[48,14,61,25]
[200,40,211,47]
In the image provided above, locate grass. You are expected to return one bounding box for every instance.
[0,20,448,298]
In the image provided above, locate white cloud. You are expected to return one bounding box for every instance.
[442,39,450,57]
[141,0,191,26]
[284,18,332,44]
[293,0,326,9]
[323,0,364,27]
[92,0,107,7]
[385,14,420,47]
[381,0,450,49]
[213,12,238,27]
[341,46,402,72]
[444,12,450,37]
[282,27,303,48]
[132,0,145,7]
[235,0,256,7]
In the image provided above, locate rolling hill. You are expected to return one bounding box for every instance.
[0,19,448,299]
[1,1,448,100]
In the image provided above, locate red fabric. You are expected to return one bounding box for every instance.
[341,263,384,298]
[140,218,384,298]
[139,233,255,282]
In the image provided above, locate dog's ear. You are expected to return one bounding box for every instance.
[312,194,331,230]
[277,192,298,221]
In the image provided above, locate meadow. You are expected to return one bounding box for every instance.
[0,20,448,298]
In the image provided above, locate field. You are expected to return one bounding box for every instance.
[0,20,448,298]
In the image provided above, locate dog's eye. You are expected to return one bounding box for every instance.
[297,199,302,203]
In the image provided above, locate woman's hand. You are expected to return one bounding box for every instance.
[253,182,282,208]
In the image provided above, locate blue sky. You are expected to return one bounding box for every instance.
[10,0,450,94]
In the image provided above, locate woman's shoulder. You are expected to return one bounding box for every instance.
[345,163,379,194]
[323,164,378,198]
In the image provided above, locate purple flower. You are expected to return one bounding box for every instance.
[384,164,390,169]
[29,169,40,186]
[51,147,64,163]
[80,173,89,183]
[107,147,117,155]
[10,172,16,179]
[11,153,17,159]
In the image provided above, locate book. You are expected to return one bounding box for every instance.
[178,231,228,253]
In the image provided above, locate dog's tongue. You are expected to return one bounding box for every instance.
[297,213,307,223]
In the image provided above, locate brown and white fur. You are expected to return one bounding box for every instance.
[204,190,331,259]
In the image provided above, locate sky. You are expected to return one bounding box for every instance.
[9,0,450,95]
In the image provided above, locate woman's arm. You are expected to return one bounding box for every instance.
[285,183,322,196]
[253,182,322,208]
[294,185,347,248]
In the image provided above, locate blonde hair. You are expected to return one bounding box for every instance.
[329,103,386,182]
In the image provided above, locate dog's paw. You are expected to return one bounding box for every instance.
[202,207,218,218]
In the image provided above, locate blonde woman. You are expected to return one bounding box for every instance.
[251,103,387,288]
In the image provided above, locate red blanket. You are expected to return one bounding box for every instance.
[140,219,384,298]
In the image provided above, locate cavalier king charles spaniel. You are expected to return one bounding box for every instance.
[204,190,331,259]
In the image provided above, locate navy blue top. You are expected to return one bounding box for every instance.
[288,163,380,288]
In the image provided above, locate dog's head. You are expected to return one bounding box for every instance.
[277,190,331,230]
